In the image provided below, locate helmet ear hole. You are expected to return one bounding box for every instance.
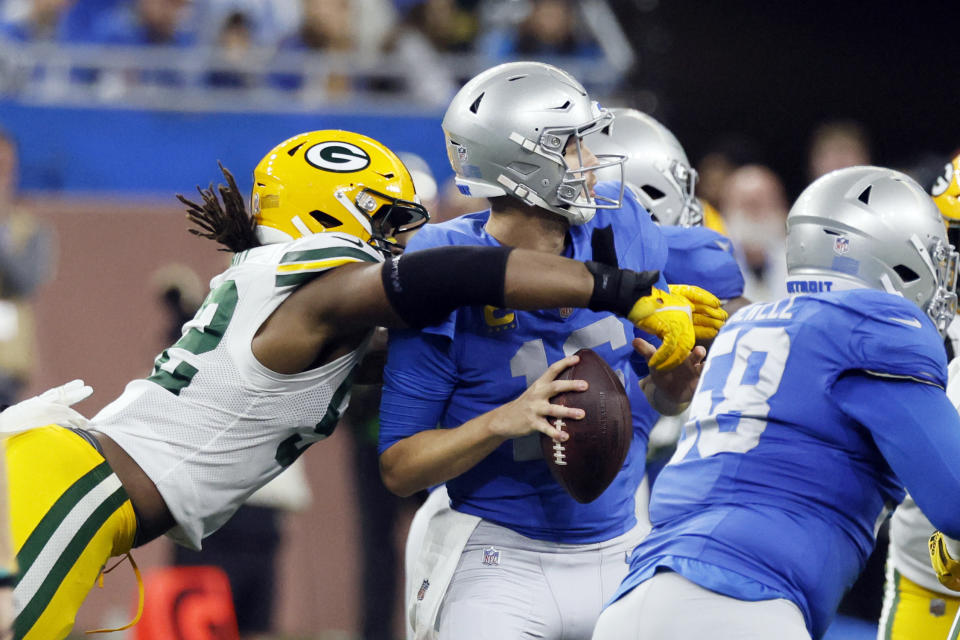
[893,265,920,283]
[640,184,666,201]
[309,210,343,229]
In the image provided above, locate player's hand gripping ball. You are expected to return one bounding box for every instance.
[539,349,632,503]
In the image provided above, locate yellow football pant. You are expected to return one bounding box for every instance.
[879,567,960,640]
[7,425,136,640]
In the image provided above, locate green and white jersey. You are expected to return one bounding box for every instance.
[888,320,960,595]
[91,232,383,549]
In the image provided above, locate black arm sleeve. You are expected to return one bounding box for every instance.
[381,246,514,328]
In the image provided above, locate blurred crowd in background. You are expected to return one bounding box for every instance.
[0,0,624,107]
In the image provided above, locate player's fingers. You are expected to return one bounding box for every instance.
[540,417,571,442]
[548,379,588,397]
[693,325,720,341]
[673,285,723,308]
[543,399,585,421]
[692,309,727,325]
[632,337,657,361]
[541,354,580,382]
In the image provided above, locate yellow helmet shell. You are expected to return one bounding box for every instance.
[932,154,960,225]
[251,130,427,247]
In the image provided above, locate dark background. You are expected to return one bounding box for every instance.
[614,0,960,197]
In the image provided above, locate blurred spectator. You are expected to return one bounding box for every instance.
[432,176,489,223]
[807,119,871,181]
[0,0,75,42]
[721,164,788,302]
[0,129,54,406]
[197,0,299,47]
[695,132,763,206]
[62,0,197,90]
[479,0,601,62]
[696,152,736,208]
[204,10,255,89]
[74,0,195,46]
[399,151,439,214]
[379,0,476,107]
[272,0,357,99]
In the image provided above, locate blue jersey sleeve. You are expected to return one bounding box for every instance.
[377,328,458,455]
[846,295,948,388]
[660,226,745,300]
[832,372,960,538]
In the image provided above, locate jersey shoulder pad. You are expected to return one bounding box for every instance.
[661,225,733,253]
[587,183,667,274]
[661,227,744,298]
[405,213,489,252]
[274,232,382,288]
[836,290,948,388]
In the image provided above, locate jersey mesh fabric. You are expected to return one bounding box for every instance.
[92,234,379,548]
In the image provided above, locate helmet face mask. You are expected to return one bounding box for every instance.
[442,61,626,225]
[932,155,960,287]
[785,166,959,335]
[252,130,428,252]
[589,108,702,228]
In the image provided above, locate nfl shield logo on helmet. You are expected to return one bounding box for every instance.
[457,145,468,162]
[834,236,850,255]
[481,546,501,566]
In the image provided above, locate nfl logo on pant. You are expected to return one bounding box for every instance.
[417,579,430,601]
[481,546,501,566]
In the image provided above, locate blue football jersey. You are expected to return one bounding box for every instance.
[612,289,949,638]
[660,225,745,300]
[379,182,668,543]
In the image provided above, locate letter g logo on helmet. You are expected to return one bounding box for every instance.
[305,142,371,173]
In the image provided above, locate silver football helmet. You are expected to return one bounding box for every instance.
[590,108,703,227]
[786,166,958,334]
[441,61,625,225]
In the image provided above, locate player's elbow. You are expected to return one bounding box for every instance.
[378,447,418,498]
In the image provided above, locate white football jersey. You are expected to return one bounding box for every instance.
[91,233,382,549]
[888,318,960,595]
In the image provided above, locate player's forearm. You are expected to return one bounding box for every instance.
[380,246,660,328]
[501,251,593,310]
[379,414,509,497]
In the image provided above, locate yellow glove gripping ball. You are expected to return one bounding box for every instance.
[668,284,728,341]
[929,531,960,591]
[627,287,695,371]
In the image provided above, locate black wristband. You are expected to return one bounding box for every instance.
[585,262,659,317]
[0,573,16,588]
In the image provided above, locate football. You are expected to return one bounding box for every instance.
[540,348,632,504]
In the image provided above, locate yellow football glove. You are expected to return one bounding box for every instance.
[628,287,695,371]
[668,284,728,341]
[929,531,960,591]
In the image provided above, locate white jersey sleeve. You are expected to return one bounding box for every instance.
[91,233,382,549]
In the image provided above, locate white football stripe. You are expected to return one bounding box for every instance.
[15,473,123,611]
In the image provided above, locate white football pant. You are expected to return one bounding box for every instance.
[591,570,811,640]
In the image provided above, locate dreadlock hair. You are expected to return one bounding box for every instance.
[177,162,261,253]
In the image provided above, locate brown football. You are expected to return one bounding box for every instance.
[540,348,632,504]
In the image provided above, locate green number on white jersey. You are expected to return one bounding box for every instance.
[148,280,239,395]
